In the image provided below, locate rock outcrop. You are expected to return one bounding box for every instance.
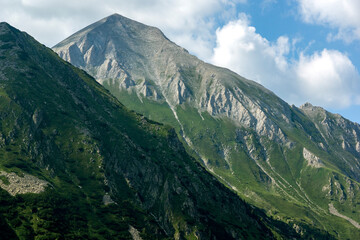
[303,148,323,168]
[0,171,48,196]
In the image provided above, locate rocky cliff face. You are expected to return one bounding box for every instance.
[300,103,360,180]
[53,14,360,239]
[53,14,292,143]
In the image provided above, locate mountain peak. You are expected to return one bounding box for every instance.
[0,22,16,35]
[300,102,313,109]
[102,13,148,27]
[300,102,326,113]
[0,22,10,28]
[53,13,165,50]
[107,13,123,18]
[104,13,130,21]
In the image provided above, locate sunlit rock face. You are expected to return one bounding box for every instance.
[53,14,292,142]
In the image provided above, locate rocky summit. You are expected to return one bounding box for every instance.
[53,14,291,143]
[54,14,360,239]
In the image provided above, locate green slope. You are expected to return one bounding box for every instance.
[103,85,360,239]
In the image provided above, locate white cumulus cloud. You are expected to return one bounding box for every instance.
[297,0,360,42]
[210,16,360,108]
[211,15,290,89]
[296,49,360,108]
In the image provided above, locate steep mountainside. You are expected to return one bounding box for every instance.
[0,22,313,239]
[54,14,360,239]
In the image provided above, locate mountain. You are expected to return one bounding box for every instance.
[53,14,360,239]
[0,21,325,239]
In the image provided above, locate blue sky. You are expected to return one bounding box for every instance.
[1,0,359,123]
[225,0,360,123]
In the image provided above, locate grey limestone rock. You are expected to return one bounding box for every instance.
[53,14,292,143]
[303,148,323,168]
[0,171,48,196]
